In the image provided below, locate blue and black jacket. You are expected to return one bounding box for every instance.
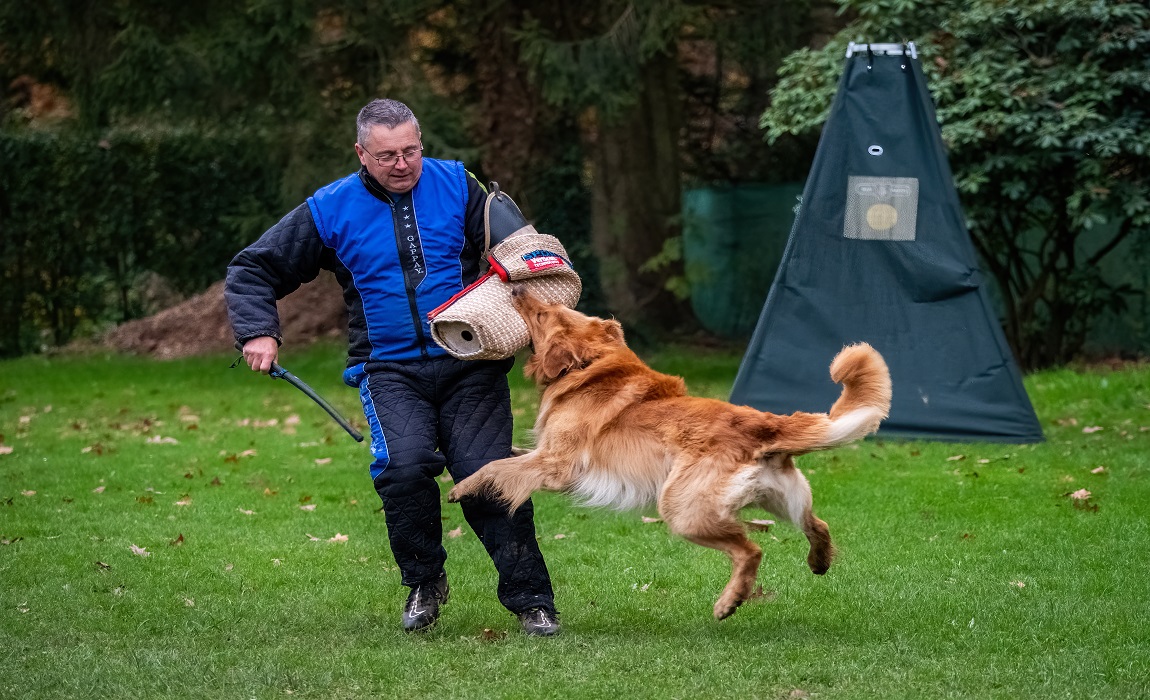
[225,159,488,366]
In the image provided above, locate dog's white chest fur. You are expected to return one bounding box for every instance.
[570,453,665,511]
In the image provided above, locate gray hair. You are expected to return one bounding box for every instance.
[356,99,420,145]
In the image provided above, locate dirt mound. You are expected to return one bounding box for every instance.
[102,271,348,359]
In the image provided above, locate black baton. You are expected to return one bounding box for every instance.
[269,362,364,442]
[232,350,364,442]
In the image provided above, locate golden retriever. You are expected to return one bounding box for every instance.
[449,287,892,619]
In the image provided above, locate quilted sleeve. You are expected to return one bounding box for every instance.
[224,203,330,346]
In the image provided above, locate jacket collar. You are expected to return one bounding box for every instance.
[358,166,401,205]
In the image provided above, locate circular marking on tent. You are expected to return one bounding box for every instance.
[868,145,884,156]
[866,203,899,230]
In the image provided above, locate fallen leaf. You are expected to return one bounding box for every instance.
[145,436,179,445]
[95,561,111,570]
[1069,489,1092,500]
[746,519,775,532]
[93,485,106,494]
[19,416,31,425]
[306,533,321,541]
[447,526,463,538]
[239,449,258,457]
[479,628,507,642]
[746,584,778,603]
[299,504,316,512]
[641,516,662,523]
[180,415,199,423]
[21,490,36,497]
[554,533,566,539]
[946,455,965,462]
[437,474,453,483]
[130,544,150,557]
[0,445,12,455]
[1010,581,1025,588]
[285,414,301,426]
[169,533,185,546]
[1091,466,1107,474]
[224,563,234,572]
[314,458,332,465]
[273,558,282,566]
[977,459,990,464]
[329,533,349,543]
[174,497,192,507]
[238,508,255,515]
[17,603,30,613]
[184,598,195,607]
[1082,426,1103,434]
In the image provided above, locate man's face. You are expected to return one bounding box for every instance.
[355,121,423,194]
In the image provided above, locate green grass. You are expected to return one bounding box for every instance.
[1,342,1149,699]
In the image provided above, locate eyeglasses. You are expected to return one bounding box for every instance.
[362,144,423,168]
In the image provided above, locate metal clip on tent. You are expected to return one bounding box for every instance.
[846,41,918,60]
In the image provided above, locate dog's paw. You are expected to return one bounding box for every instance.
[713,596,743,621]
[708,588,745,616]
[448,475,488,503]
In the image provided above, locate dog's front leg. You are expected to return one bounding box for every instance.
[448,451,565,513]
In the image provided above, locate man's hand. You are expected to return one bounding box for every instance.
[242,336,279,373]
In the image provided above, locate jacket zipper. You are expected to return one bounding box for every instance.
[390,197,429,358]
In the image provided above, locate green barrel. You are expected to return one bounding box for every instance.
[682,183,803,338]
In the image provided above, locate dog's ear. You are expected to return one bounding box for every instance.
[528,337,581,384]
[602,319,624,344]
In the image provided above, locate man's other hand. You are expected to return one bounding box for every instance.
[243,336,279,373]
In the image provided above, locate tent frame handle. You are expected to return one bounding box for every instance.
[846,42,917,59]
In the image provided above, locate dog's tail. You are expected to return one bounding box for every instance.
[757,343,892,455]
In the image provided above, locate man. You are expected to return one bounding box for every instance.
[225,98,560,637]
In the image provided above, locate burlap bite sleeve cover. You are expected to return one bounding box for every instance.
[428,226,582,361]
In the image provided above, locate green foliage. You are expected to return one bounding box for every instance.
[0,126,280,357]
[516,0,700,119]
[761,0,1150,368]
[2,344,1150,697]
[0,0,438,128]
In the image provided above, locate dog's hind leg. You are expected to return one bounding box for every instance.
[755,456,834,575]
[683,529,764,620]
[660,468,763,620]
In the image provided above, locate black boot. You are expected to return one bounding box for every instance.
[402,572,449,632]
[517,607,561,637]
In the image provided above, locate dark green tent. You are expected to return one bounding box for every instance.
[730,43,1043,443]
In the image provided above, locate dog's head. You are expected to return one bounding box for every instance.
[511,285,625,385]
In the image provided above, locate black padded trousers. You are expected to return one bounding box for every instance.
[355,355,556,615]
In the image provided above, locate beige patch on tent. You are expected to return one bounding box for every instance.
[844,176,919,241]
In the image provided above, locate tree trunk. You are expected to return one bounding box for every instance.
[587,52,691,329]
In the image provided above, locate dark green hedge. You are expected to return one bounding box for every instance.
[0,126,281,357]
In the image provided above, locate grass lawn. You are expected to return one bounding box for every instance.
[1,341,1148,699]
